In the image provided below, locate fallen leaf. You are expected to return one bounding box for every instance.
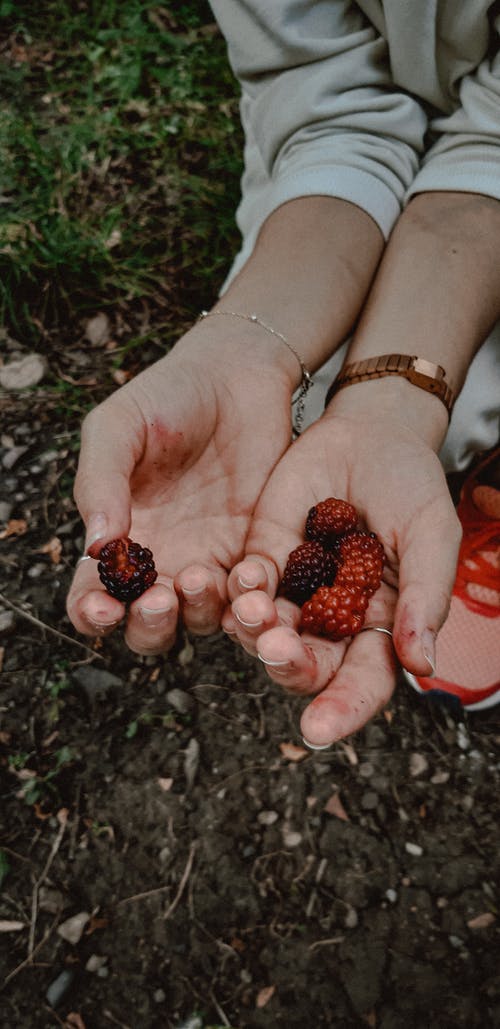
[0,518,28,539]
[279,741,308,762]
[0,920,25,932]
[340,741,358,766]
[157,777,173,792]
[64,1013,86,1029]
[0,729,11,744]
[85,914,109,935]
[0,352,47,390]
[324,791,350,821]
[38,536,62,564]
[256,985,276,1008]
[34,802,52,820]
[467,912,496,930]
[85,312,110,346]
[111,368,131,386]
[383,709,393,724]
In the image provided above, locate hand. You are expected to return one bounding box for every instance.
[224,399,461,745]
[66,323,294,654]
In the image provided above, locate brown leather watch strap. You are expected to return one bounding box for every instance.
[324,353,456,416]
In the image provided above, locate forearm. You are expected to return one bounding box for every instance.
[216,196,384,385]
[330,191,500,448]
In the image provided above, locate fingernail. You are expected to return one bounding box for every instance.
[238,575,258,591]
[85,513,108,552]
[92,618,120,631]
[421,628,436,677]
[182,585,207,607]
[235,612,262,630]
[301,737,333,751]
[140,606,172,627]
[258,654,292,672]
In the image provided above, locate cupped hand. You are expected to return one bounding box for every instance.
[66,325,293,654]
[225,404,461,744]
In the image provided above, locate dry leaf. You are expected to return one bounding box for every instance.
[467,912,496,930]
[157,777,173,792]
[111,368,131,386]
[57,911,91,945]
[0,518,28,539]
[64,1013,87,1029]
[279,741,308,762]
[256,985,276,1008]
[0,920,25,932]
[340,741,358,765]
[383,709,393,724]
[0,352,47,389]
[0,728,11,744]
[324,791,350,821]
[38,536,62,564]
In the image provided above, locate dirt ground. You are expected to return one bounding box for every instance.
[0,343,499,1029]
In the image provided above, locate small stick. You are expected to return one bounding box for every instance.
[0,592,103,660]
[28,814,67,959]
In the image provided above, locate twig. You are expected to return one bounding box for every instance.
[103,1011,132,1029]
[210,988,231,1027]
[28,814,67,959]
[0,592,103,660]
[115,841,198,918]
[163,841,197,921]
[308,936,345,952]
[2,913,60,987]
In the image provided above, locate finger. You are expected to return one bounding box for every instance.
[74,401,142,556]
[393,502,462,675]
[257,625,348,695]
[66,559,125,636]
[300,627,397,746]
[227,555,278,602]
[175,564,225,636]
[124,582,179,655]
[231,590,284,656]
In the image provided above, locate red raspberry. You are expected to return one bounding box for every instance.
[98,537,157,603]
[305,497,358,546]
[280,541,337,606]
[335,531,385,597]
[299,584,369,641]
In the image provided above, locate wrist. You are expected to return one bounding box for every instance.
[324,374,450,451]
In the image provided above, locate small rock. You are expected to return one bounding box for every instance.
[449,935,465,949]
[85,954,108,972]
[38,886,66,914]
[344,906,359,928]
[282,829,302,848]
[85,312,111,346]
[154,989,167,1003]
[409,752,429,777]
[457,724,470,751]
[166,688,195,715]
[358,762,375,778]
[184,737,200,790]
[431,770,450,785]
[0,610,15,634]
[361,791,379,811]
[385,889,397,904]
[405,842,424,857]
[0,501,13,521]
[467,912,496,930]
[97,965,110,978]
[258,810,279,826]
[72,667,123,698]
[45,969,75,1008]
[2,445,28,470]
[57,911,90,944]
[27,563,46,579]
[0,353,47,390]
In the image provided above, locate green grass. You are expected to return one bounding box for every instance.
[0,0,243,339]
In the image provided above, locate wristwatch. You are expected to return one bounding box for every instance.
[324,353,456,416]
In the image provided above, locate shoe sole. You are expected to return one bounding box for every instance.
[403,670,500,712]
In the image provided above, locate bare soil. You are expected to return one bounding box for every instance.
[0,354,499,1029]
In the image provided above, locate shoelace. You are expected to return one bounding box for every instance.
[454,452,500,618]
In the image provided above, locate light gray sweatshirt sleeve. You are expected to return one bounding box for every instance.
[407,10,500,203]
[209,0,428,279]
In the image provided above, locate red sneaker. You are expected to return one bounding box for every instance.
[404,448,500,711]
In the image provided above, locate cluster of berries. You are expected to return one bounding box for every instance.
[280,498,384,641]
[98,537,157,603]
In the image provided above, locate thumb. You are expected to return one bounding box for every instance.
[74,399,143,557]
[393,503,462,676]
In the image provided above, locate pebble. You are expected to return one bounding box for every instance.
[0,352,47,390]
[457,724,470,751]
[0,610,15,634]
[2,445,28,470]
[405,842,424,857]
[385,889,398,904]
[282,829,302,848]
[344,906,359,928]
[86,954,107,973]
[97,965,110,979]
[0,501,13,521]
[57,910,90,944]
[361,791,379,811]
[258,810,279,826]
[430,770,450,785]
[154,989,167,1003]
[27,563,46,579]
[72,666,123,697]
[409,752,429,777]
[359,762,375,778]
[166,688,195,715]
[45,969,75,1008]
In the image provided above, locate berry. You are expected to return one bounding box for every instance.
[98,537,157,603]
[305,497,358,546]
[300,584,369,641]
[335,531,385,597]
[280,541,337,606]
